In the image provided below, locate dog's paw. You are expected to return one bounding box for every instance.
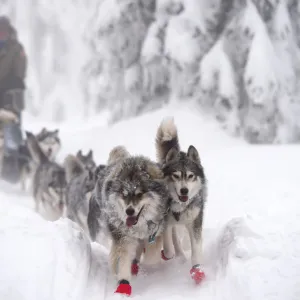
[131,260,139,276]
[115,280,132,296]
[190,264,205,285]
[161,249,174,261]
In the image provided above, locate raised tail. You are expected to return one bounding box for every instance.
[63,154,85,183]
[155,117,180,164]
[107,145,130,165]
[25,131,48,164]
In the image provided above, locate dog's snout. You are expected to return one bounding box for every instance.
[125,207,135,216]
[180,187,188,195]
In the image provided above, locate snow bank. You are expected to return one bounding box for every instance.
[0,196,91,300]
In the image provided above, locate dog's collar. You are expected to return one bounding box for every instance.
[147,202,171,243]
[147,220,160,244]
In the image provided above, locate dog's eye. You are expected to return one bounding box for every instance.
[136,192,143,198]
[188,174,194,179]
[172,174,180,180]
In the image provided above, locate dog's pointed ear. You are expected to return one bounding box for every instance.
[187,145,200,164]
[76,150,82,157]
[87,150,93,159]
[53,129,59,136]
[166,147,178,163]
[25,131,34,139]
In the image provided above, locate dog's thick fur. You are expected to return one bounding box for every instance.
[87,145,170,286]
[25,131,66,220]
[20,128,61,191]
[155,117,207,269]
[64,151,101,236]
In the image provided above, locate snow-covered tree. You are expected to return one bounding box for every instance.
[2,0,300,143]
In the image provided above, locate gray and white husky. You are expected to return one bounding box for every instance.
[155,117,207,284]
[87,145,170,296]
[25,131,66,220]
[20,128,61,191]
[63,151,100,236]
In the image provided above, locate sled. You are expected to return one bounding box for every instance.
[0,109,29,184]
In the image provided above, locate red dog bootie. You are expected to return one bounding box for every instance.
[115,280,132,296]
[161,250,174,261]
[131,259,139,275]
[190,264,205,284]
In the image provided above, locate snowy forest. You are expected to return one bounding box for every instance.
[1,0,300,144]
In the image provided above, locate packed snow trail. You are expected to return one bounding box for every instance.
[0,105,299,300]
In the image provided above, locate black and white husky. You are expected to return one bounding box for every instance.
[155,117,207,284]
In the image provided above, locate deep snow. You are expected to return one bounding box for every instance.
[1,105,300,300]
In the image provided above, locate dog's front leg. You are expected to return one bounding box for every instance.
[161,225,175,260]
[110,239,136,296]
[131,240,144,276]
[186,218,205,284]
[172,226,186,260]
[20,168,27,191]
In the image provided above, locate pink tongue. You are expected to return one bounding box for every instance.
[126,216,138,227]
[179,195,188,202]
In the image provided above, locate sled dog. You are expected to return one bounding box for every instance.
[64,151,101,236]
[155,117,207,284]
[26,131,66,220]
[20,127,61,191]
[87,145,170,296]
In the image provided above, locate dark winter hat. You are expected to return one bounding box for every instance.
[0,16,13,41]
[0,16,10,30]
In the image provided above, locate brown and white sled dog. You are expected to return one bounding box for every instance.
[87,145,170,296]
[155,117,207,284]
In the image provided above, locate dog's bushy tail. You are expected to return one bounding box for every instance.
[107,145,130,165]
[25,131,48,164]
[63,154,85,183]
[155,117,180,164]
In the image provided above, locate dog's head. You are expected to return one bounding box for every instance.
[76,150,97,172]
[84,165,104,194]
[162,145,205,205]
[105,156,167,228]
[36,128,61,160]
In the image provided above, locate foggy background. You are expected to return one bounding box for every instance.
[1,0,300,143]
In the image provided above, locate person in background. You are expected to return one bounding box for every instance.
[0,16,27,124]
[0,16,28,183]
